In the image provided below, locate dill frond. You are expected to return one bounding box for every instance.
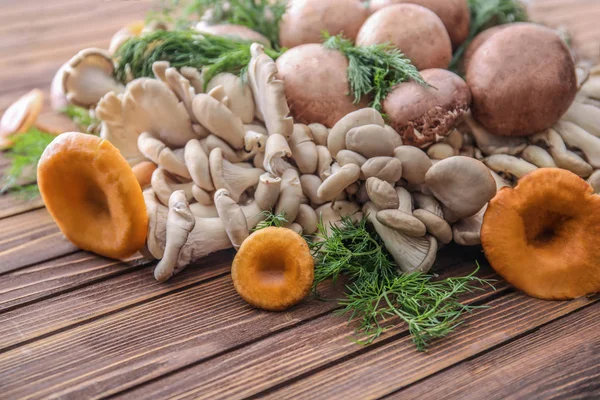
[450,0,528,73]
[113,30,283,87]
[310,216,494,351]
[323,33,426,112]
[149,0,288,49]
[253,211,288,231]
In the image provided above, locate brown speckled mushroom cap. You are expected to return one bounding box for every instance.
[467,23,577,137]
[276,44,369,128]
[382,69,471,148]
[368,0,470,49]
[356,4,452,70]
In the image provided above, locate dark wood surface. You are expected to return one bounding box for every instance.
[0,1,599,398]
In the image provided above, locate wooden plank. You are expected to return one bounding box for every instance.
[394,302,600,400]
[261,294,598,400]
[0,251,232,351]
[0,275,344,399]
[0,194,44,220]
[115,264,504,400]
[0,208,77,273]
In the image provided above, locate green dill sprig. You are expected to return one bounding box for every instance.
[113,30,283,87]
[253,211,288,231]
[1,127,55,196]
[150,0,288,49]
[310,216,493,351]
[61,105,100,133]
[323,33,427,112]
[450,0,528,73]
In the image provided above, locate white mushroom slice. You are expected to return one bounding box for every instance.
[328,108,384,157]
[206,73,255,123]
[452,204,487,246]
[426,156,496,221]
[364,202,438,273]
[427,143,457,160]
[289,124,318,174]
[295,204,318,234]
[275,169,303,223]
[209,148,264,202]
[394,146,432,184]
[185,139,214,191]
[317,164,361,202]
[413,209,452,244]
[62,48,124,107]
[346,125,397,158]
[263,133,293,176]
[300,174,325,207]
[562,101,600,137]
[137,132,190,179]
[191,185,213,206]
[316,201,362,235]
[316,145,334,181]
[248,43,293,138]
[521,145,557,168]
[122,78,197,147]
[214,189,249,250]
[154,191,196,282]
[180,67,204,95]
[361,157,403,183]
[192,93,246,149]
[484,155,537,179]
[463,112,527,155]
[554,120,600,168]
[151,168,194,206]
[308,123,329,146]
[588,170,600,193]
[337,150,368,169]
[365,177,399,210]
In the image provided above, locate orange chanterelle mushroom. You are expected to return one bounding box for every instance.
[232,227,314,311]
[38,132,148,259]
[481,168,600,299]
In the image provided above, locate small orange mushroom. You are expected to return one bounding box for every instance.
[38,132,148,259]
[482,168,600,300]
[231,227,314,311]
[0,89,44,148]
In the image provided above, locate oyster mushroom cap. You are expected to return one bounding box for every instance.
[206,73,256,124]
[328,108,385,158]
[453,204,486,246]
[467,23,577,136]
[137,132,190,179]
[463,111,527,156]
[263,133,293,176]
[361,157,403,183]
[196,23,271,47]
[366,177,399,210]
[210,148,264,202]
[413,209,453,244]
[0,88,44,148]
[276,44,369,128]
[364,202,438,273]
[345,124,401,157]
[63,48,124,107]
[275,168,303,223]
[316,201,362,235]
[317,163,361,202]
[357,4,452,70]
[425,156,496,220]
[151,168,194,207]
[192,93,246,150]
[289,124,318,174]
[383,68,471,148]
[184,139,214,191]
[393,146,432,185]
[376,209,427,237]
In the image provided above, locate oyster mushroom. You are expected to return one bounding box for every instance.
[361,157,403,183]
[521,146,557,168]
[192,93,246,149]
[463,112,527,156]
[0,88,44,148]
[554,120,600,168]
[206,73,255,124]
[375,187,427,237]
[62,48,124,107]
[263,133,293,176]
[365,177,399,210]
[483,155,537,179]
[317,163,361,202]
[295,204,319,235]
[383,69,471,148]
[308,123,329,146]
[275,169,303,223]
[300,174,325,207]
[412,192,452,244]
[289,124,318,174]
[184,139,214,191]
[345,124,401,158]
[316,201,362,235]
[209,148,264,202]
[562,101,600,138]
[426,143,456,160]
[337,150,368,169]
[151,168,194,206]
[393,146,432,184]
[214,189,249,250]
[531,129,593,177]
[137,132,190,179]
[328,108,385,158]
[453,204,487,246]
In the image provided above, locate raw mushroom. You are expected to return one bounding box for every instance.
[562,101,600,137]
[531,129,593,177]
[214,189,249,250]
[62,48,125,107]
[295,204,319,235]
[337,150,368,169]
[427,143,456,160]
[554,120,600,168]
[376,187,427,237]
[263,133,293,176]
[463,112,527,155]
[108,20,145,54]
[361,157,403,183]
[466,23,577,136]
[275,168,304,224]
[206,73,255,124]
[316,201,362,235]
[184,139,214,191]
[300,174,325,207]
[365,177,399,209]
[345,124,400,157]
[357,4,452,70]
[521,146,557,168]
[412,193,453,244]
[289,124,318,174]
[393,146,432,184]
[453,204,486,246]
[317,164,361,202]
[308,123,329,146]
[137,132,190,179]
[483,155,537,179]
[316,145,334,180]
[248,44,294,138]
[328,108,385,158]
[209,148,264,202]
[425,156,496,221]
[365,202,438,273]
[461,25,507,73]
[0,89,44,148]
[383,69,471,148]
[151,168,194,206]
[192,93,246,149]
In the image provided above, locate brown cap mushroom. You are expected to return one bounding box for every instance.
[356,4,452,70]
[466,23,577,136]
[462,25,507,73]
[383,69,471,148]
[279,0,368,48]
[276,44,369,127]
[368,0,470,49]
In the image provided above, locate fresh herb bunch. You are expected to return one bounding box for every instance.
[113,30,283,86]
[310,216,492,351]
[450,0,528,72]
[253,211,288,231]
[61,105,100,133]
[1,127,55,196]
[323,33,427,112]
[151,0,287,49]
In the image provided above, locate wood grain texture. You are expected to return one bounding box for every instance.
[393,302,600,400]
[262,294,599,400]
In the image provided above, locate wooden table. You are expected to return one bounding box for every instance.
[1,1,599,398]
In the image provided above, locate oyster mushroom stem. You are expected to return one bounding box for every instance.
[364,202,438,273]
[263,133,293,176]
[214,189,249,250]
[521,145,557,168]
[289,124,318,174]
[255,173,282,210]
[300,174,325,207]
[316,145,334,180]
[209,148,264,202]
[275,169,303,223]
[532,129,593,177]
[308,123,329,146]
[483,155,537,179]
[154,191,196,282]
[185,139,214,191]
